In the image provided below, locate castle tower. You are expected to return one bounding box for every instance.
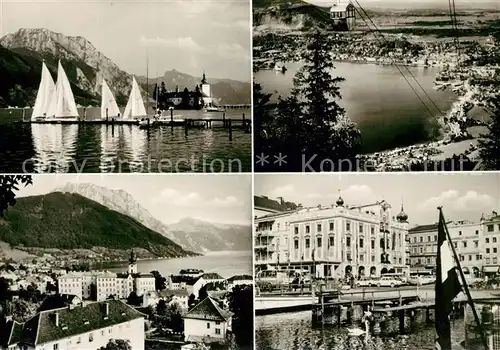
[200,72,213,106]
[128,250,137,274]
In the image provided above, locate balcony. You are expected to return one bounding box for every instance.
[255,230,275,237]
[254,244,276,251]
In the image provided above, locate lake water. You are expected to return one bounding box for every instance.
[107,250,252,279]
[255,62,458,154]
[0,108,251,173]
[256,310,465,350]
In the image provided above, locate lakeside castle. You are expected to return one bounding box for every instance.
[153,73,215,110]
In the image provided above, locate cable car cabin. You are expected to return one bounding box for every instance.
[330,0,356,31]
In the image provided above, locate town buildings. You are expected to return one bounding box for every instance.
[255,195,410,279]
[408,211,500,277]
[183,297,232,345]
[1,300,145,350]
[226,275,253,290]
[159,73,214,109]
[186,273,226,299]
[58,251,155,301]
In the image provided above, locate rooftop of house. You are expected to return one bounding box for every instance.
[183,297,232,322]
[227,275,253,282]
[160,289,189,298]
[200,273,225,281]
[408,221,453,233]
[10,299,144,346]
[254,196,297,213]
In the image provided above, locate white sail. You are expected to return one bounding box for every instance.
[101,79,121,119]
[46,61,79,119]
[31,61,56,120]
[122,76,147,119]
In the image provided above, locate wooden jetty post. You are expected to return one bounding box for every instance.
[242,112,246,127]
[106,108,109,122]
[22,108,26,122]
[222,111,226,127]
[228,119,233,141]
[170,108,174,127]
[83,108,86,121]
[184,120,188,136]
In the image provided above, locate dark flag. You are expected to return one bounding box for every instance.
[435,209,462,350]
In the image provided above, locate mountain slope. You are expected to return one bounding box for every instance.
[58,183,252,253]
[135,69,251,105]
[0,28,250,107]
[0,192,191,258]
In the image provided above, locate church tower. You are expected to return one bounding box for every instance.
[128,250,137,274]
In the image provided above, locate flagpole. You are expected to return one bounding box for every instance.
[438,207,489,350]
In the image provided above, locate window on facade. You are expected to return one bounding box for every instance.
[359,224,363,233]
[305,238,310,248]
[460,255,464,261]
[428,236,431,242]
[360,254,364,262]
[101,330,104,336]
[216,328,221,335]
[371,226,375,235]
[371,240,375,249]
[476,255,481,260]
[306,225,310,234]
[468,255,472,261]
[317,237,322,248]
[486,258,491,264]
[486,238,490,243]
[359,239,364,248]
[53,344,59,350]
[487,248,490,253]
[317,224,322,232]
[420,237,423,243]
[371,255,375,262]
[463,241,467,248]
[454,242,457,248]
[294,239,299,249]
[216,321,221,325]
[295,226,299,234]
[475,230,479,235]
[207,322,211,329]
[329,236,335,247]
[346,252,351,261]
[346,237,351,247]
[488,225,494,232]
[494,257,498,264]
[346,221,351,231]
[329,222,334,231]
[77,337,82,343]
[474,241,478,248]
[494,248,498,253]
[459,231,462,236]
[494,237,498,243]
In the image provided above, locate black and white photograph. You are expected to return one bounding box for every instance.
[0,0,251,173]
[253,0,500,172]
[255,173,500,349]
[0,174,253,350]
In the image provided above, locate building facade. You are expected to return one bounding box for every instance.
[183,297,232,344]
[58,251,155,301]
[481,212,500,275]
[255,196,410,279]
[2,300,145,350]
[330,0,356,31]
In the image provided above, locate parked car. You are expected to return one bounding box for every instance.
[377,276,403,288]
[419,275,436,285]
[407,276,422,285]
[355,277,379,287]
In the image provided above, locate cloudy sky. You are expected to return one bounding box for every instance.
[15,174,252,225]
[255,173,500,226]
[1,0,251,81]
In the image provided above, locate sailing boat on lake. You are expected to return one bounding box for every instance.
[101,78,121,120]
[31,61,56,121]
[122,76,147,121]
[46,61,79,121]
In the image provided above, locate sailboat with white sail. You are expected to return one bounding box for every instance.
[122,76,147,122]
[31,61,56,121]
[46,61,79,122]
[101,78,121,120]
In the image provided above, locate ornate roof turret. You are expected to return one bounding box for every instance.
[397,202,408,222]
[336,190,344,207]
[201,72,207,85]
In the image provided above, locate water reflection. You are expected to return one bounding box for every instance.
[31,124,78,172]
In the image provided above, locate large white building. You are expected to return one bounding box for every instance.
[409,214,500,277]
[2,300,145,350]
[255,196,410,278]
[58,251,155,301]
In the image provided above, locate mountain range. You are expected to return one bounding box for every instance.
[0,28,250,107]
[58,183,252,253]
[0,192,191,258]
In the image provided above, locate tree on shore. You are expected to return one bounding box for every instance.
[0,176,33,217]
[257,30,360,171]
[479,94,500,169]
[228,285,253,347]
[99,339,132,350]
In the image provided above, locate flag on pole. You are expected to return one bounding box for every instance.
[435,209,462,350]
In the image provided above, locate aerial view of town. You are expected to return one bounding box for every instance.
[254,173,500,349]
[253,0,500,171]
[0,0,251,173]
[0,174,253,350]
